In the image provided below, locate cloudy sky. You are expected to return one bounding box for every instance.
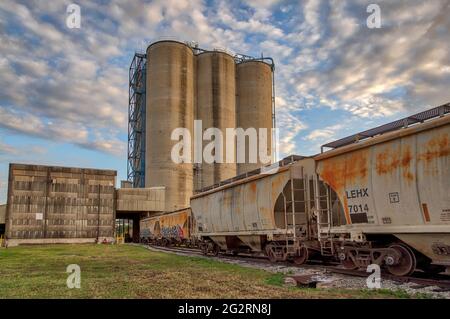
[1,0,450,203]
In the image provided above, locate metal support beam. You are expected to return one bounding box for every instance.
[127,53,147,188]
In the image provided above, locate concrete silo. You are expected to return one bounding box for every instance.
[145,41,194,210]
[195,51,237,190]
[236,61,274,175]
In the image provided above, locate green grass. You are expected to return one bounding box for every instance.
[265,273,285,286]
[0,244,428,299]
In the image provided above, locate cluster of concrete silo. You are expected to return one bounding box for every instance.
[144,40,274,211]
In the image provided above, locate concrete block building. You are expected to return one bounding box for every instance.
[3,163,167,246]
[5,164,117,246]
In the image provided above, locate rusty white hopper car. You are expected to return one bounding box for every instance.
[190,104,450,276]
[190,156,323,263]
[315,104,450,276]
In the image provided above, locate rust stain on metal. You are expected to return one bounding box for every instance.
[376,147,400,175]
[375,145,414,181]
[342,196,350,225]
[319,151,369,226]
[422,203,431,222]
[247,182,257,202]
[270,174,285,203]
[222,191,232,205]
[271,175,282,191]
[402,146,413,166]
[419,133,449,162]
[401,146,414,181]
[350,151,368,180]
[320,150,368,192]
[320,159,346,191]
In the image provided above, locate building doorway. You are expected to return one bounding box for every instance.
[115,212,142,243]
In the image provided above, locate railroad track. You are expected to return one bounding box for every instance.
[145,244,204,256]
[142,244,450,291]
[328,267,450,291]
[144,243,272,263]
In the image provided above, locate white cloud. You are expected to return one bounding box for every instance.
[0,108,125,156]
[0,0,449,161]
[216,1,284,39]
[305,130,334,141]
[0,140,19,155]
[244,0,281,8]
[305,123,344,142]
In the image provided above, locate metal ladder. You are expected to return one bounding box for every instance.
[313,175,334,256]
[284,171,309,253]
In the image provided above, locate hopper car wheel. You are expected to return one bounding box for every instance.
[387,244,417,276]
[340,250,358,270]
[293,246,309,265]
[201,244,208,255]
[212,244,220,256]
[265,244,277,263]
[341,257,358,270]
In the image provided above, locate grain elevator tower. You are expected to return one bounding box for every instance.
[127,40,275,212]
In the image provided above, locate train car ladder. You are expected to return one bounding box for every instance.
[313,174,334,256]
[283,169,310,254]
[283,171,297,253]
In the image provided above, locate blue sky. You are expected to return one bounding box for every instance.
[1,0,450,203]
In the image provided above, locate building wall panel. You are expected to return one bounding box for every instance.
[6,164,116,245]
